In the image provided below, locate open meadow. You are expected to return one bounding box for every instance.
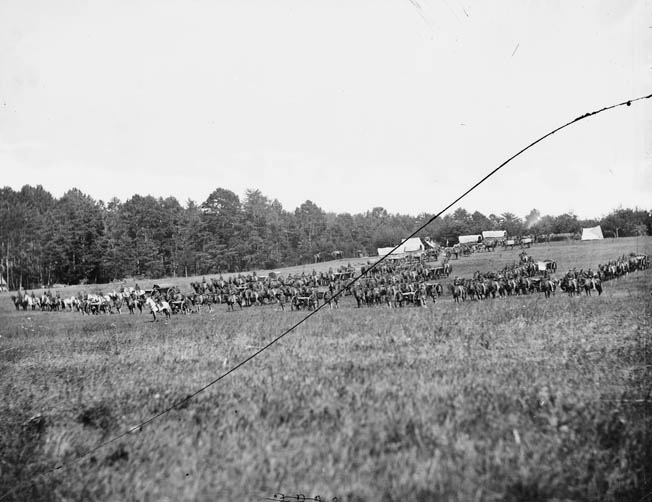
[5,236,652,300]
[1,237,651,501]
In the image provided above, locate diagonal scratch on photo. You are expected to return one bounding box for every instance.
[1,1,651,501]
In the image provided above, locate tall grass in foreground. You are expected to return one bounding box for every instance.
[0,271,650,501]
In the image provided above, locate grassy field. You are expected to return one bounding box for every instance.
[4,236,651,300]
[1,237,651,501]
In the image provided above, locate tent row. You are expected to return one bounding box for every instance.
[377,225,605,256]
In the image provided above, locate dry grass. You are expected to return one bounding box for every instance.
[0,237,651,501]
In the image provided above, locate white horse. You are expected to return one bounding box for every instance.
[63,296,79,311]
[145,297,171,321]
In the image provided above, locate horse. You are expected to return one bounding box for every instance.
[125,295,138,314]
[192,293,213,313]
[425,283,443,301]
[540,279,554,299]
[107,294,123,314]
[484,240,498,252]
[352,286,364,308]
[63,296,77,311]
[225,292,241,312]
[434,282,443,298]
[475,281,488,300]
[504,279,517,296]
[527,277,541,294]
[561,277,580,296]
[23,295,34,310]
[242,289,259,307]
[417,284,428,307]
[581,277,603,296]
[181,297,194,314]
[592,278,603,295]
[465,282,478,301]
[516,277,530,296]
[145,297,171,321]
[449,284,467,303]
[16,294,31,310]
[323,290,339,309]
[484,279,499,299]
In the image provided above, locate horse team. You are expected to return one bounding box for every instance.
[8,252,650,319]
[446,252,648,303]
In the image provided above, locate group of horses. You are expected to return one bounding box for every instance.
[558,253,649,296]
[597,254,649,280]
[344,258,452,308]
[438,237,533,261]
[8,251,649,319]
[349,281,444,308]
[183,266,362,312]
[10,291,107,313]
[435,254,557,303]
[446,252,648,302]
[10,291,61,311]
[11,290,152,316]
[10,287,194,322]
[448,275,558,302]
[428,251,649,303]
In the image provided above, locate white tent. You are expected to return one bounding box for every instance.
[581,225,604,241]
[377,238,424,256]
[458,234,481,244]
[401,237,424,253]
[482,230,507,240]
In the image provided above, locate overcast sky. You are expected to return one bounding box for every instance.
[1,0,650,219]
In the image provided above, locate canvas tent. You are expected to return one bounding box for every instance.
[482,230,507,240]
[458,234,482,244]
[401,237,424,253]
[377,238,424,257]
[581,225,604,241]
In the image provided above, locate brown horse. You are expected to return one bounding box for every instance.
[449,284,467,303]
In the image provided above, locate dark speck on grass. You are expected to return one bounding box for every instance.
[104,444,129,466]
[175,394,193,410]
[76,402,115,434]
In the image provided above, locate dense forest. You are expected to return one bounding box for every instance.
[0,185,650,289]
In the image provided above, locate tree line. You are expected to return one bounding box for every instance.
[1,185,649,289]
